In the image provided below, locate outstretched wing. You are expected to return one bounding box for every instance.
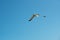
[28,14,40,21]
[28,15,35,21]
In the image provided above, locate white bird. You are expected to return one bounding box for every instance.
[28,14,40,21]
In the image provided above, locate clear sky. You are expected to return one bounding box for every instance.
[1,0,60,40]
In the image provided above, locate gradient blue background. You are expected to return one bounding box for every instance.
[1,0,60,40]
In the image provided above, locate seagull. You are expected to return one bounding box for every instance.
[28,14,40,21]
[43,16,46,18]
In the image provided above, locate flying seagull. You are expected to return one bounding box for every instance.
[43,16,46,18]
[28,14,40,21]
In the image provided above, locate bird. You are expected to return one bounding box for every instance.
[43,16,46,18]
[28,14,40,21]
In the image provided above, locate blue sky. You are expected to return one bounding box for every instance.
[1,0,60,40]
